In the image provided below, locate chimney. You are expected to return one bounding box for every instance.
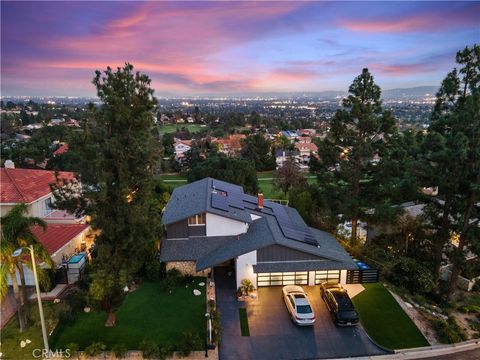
[257,193,264,209]
[4,160,15,169]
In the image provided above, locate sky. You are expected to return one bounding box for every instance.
[1,1,479,97]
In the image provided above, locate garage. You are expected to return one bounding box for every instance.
[314,270,340,284]
[257,271,308,286]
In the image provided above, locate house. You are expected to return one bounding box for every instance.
[275,149,297,168]
[52,143,69,156]
[294,142,318,163]
[173,139,192,161]
[1,166,92,286]
[280,130,298,141]
[215,134,246,156]
[160,178,358,289]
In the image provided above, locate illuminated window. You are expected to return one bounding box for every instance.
[188,213,206,226]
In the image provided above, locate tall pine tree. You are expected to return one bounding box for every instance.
[419,45,480,293]
[314,68,396,243]
[53,64,161,309]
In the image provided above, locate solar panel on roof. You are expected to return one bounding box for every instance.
[211,193,229,211]
[270,203,318,245]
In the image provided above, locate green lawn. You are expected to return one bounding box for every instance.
[239,308,250,336]
[156,124,204,135]
[1,303,57,360]
[51,279,206,351]
[352,283,429,350]
[158,171,316,199]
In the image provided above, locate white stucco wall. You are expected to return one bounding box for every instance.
[340,269,347,285]
[206,212,248,236]
[236,250,257,289]
[50,228,89,265]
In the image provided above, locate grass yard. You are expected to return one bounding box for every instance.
[239,308,250,336]
[158,171,316,198]
[51,279,206,351]
[1,303,57,360]
[352,283,429,350]
[157,124,204,135]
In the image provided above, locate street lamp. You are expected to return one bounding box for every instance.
[13,245,49,354]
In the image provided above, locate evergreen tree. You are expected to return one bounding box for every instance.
[187,155,258,194]
[420,45,480,293]
[52,64,161,310]
[240,133,276,171]
[314,68,396,243]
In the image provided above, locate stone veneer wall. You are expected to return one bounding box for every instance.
[166,261,210,277]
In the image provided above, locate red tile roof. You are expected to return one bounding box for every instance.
[0,168,75,203]
[295,142,318,152]
[32,223,88,255]
[53,143,69,156]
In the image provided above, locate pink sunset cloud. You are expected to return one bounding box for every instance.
[341,4,480,33]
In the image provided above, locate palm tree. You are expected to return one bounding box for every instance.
[1,239,28,331]
[1,203,50,331]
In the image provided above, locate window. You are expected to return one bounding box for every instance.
[43,197,54,217]
[188,213,206,226]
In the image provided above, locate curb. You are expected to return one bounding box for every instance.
[331,339,480,360]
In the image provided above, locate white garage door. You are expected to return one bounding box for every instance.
[315,270,340,284]
[257,272,309,287]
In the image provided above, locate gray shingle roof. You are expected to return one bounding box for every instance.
[162,178,252,225]
[161,177,357,272]
[159,236,232,262]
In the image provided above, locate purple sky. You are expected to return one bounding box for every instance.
[1,1,479,97]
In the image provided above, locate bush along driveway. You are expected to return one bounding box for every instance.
[352,283,430,350]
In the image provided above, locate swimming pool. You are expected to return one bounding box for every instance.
[68,252,86,264]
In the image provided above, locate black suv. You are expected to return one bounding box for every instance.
[320,282,359,326]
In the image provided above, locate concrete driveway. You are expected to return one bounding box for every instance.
[215,269,387,360]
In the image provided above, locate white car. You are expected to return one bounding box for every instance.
[282,285,315,326]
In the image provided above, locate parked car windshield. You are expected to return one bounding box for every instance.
[297,305,313,314]
[339,310,358,319]
[332,292,354,310]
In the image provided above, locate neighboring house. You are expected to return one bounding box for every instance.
[173,139,192,162]
[280,130,298,141]
[52,143,69,157]
[294,142,318,164]
[366,201,426,242]
[215,134,246,156]
[275,149,297,169]
[160,178,358,289]
[1,166,91,286]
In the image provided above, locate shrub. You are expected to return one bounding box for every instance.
[53,302,74,324]
[65,288,88,312]
[460,305,480,314]
[145,260,161,281]
[158,345,173,360]
[140,339,160,359]
[178,331,202,357]
[84,341,106,357]
[65,343,78,359]
[209,308,222,345]
[207,299,216,311]
[160,268,182,292]
[112,343,128,359]
[182,274,194,285]
[240,279,255,296]
[389,256,435,295]
[432,317,468,344]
